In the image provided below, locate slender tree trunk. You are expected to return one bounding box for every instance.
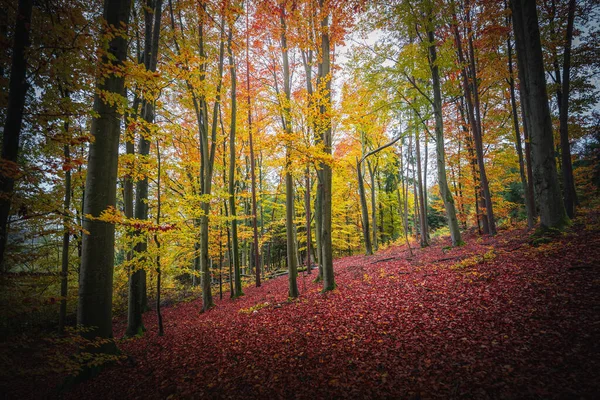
[511,0,568,230]
[451,4,494,234]
[305,167,312,273]
[280,11,298,298]
[427,25,462,246]
[78,0,131,351]
[59,142,71,334]
[154,140,164,336]
[247,8,261,288]
[227,25,243,297]
[397,142,414,257]
[414,126,429,246]
[465,4,496,235]
[127,0,162,336]
[319,0,335,291]
[367,160,378,251]
[0,0,33,270]
[357,159,373,255]
[559,0,577,218]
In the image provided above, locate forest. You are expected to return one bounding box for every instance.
[1,0,599,398]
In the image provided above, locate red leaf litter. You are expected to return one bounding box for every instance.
[18,218,600,399]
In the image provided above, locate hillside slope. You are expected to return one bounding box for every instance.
[15,215,600,399]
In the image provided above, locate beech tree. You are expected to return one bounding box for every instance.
[78,0,131,349]
[126,0,163,338]
[0,0,33,270]
[511,0,569,230]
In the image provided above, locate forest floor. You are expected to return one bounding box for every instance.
[7,210,600,399]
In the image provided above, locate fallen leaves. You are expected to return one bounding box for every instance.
[7,218,600,399]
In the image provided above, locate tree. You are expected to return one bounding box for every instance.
[558,0,577,218]
[317,0,335,291]
[279,3,299,298]
[127,0,163,338]
[227,14,243,298]
[0,0,33,270]
[427,13,463,246]
[78,0,131,350]
[510,0,568,230]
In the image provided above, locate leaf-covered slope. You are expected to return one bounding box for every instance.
[67,219,600,399]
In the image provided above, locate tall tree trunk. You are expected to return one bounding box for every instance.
[247,8,261,288]
[199,15,226,312]
[559,0,577,218]
[511,0,568,230]
[301,46,322,280]
[319,0,335,291]
[0,0,33,270]
[506,10,534,228]
[465,4,496,235]
[305,167,312,273]
[427,24,462,246]
[127,0,162,336]
[154,140,164,336]
[59,142,71,334]
[78,0,131,351]
[280,11,298,298]
[227,24,243,297]
[414,125,429,246]
[451,3,494,234]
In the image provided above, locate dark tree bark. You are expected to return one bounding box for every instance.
[127,0,162,337]
[0,0,33,270]
[559,0,577,218]
[227,24,243,297]
[78,0,131,351]
[506,8,535,229]
[305,167,312,273]
[511,0,568,230]
[154,140,164,336]
[59,141,71,334]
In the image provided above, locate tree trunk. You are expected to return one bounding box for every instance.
[367,160,378,251]
[0,0,33,270]
[559,0,577,218]
[465,5,496,235]
[414,126,429,246]
[127,0,162,336]
[247,9,261,288]
[305,167,312,273]
[59,142,71,334]
[227,24,243,297]
[427,25,462,246]
[506,11,534,229]
[78,0,131,351]
[154,140,164,336]
[280,11,298,298]
[357,159,373,255]
[511,0,568,230]
[319,0,335,291]
[451,4,495,234]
